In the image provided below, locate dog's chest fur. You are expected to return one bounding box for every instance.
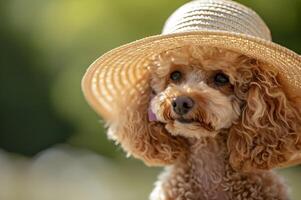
[151,135,289,200]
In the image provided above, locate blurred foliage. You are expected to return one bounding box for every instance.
[0,0,301,199]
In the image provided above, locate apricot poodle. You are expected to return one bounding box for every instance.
[107,45,301,200]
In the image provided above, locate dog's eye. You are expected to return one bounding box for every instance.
[170,71,182,82]
[214,72,229,86]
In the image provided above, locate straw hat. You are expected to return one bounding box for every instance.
[82,0,301,165]
[82,0,301,119]
[82,0,301,121]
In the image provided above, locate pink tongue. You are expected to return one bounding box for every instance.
[148,93,157,122]
[148,107,157,121]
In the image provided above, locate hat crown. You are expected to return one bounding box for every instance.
[162,0,272,41]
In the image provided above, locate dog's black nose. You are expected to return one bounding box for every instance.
[172,96,195,115]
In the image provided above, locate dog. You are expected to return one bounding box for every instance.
[107,45,301,200]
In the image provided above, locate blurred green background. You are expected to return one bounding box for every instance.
[0,0,300,199]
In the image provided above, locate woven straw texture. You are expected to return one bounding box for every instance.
[162,0,271,40]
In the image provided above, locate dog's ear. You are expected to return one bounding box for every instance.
[107,85,188,167]
[228,66,301,172]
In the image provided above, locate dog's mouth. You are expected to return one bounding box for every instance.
[176,118,194,124]
[175,118,214,131]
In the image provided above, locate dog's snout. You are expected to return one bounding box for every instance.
[172,96,195,115]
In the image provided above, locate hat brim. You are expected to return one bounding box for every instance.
[82,30,301,167]
[82,30,301,119]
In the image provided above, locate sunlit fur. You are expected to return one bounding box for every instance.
[108,45,301,200]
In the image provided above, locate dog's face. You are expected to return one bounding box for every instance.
[150,46,248,139]
[148,45,301,171]
[112,45,300,171]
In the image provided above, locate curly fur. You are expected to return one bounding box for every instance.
[228,67,301,171]
[108,92,188,166]
[108,45,301,200]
